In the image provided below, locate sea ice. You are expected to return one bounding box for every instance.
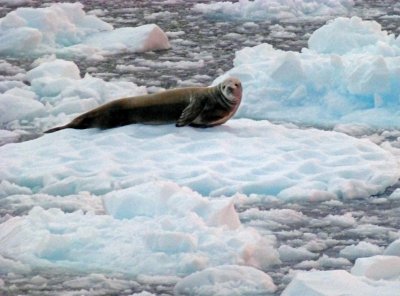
[216,16,400,129]
[193,0,354,21]
[0,181,279,276]
[0,2,170,58]
[0,58,146,137]
[351,255,400,280]
[174,265,277,295]
[339,241,383,260]
[384,238,400,256]
[0,119,397,200]
[282,270,400,296]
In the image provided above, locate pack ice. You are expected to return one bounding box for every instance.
[0,2,170,58]
[193,0,354,21]
[0,5,400,295]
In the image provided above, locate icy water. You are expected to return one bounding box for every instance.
[1,0,400,295]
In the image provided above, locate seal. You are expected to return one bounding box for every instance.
[44,77,242,133]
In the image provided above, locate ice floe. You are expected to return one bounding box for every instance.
[174,265,277,295]
[216,16,400,129]
[1,118,397,200]
[0,181,279,276]
[0,2,170,58]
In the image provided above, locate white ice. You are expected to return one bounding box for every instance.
[193,0,354,21]
[216,16,400,129]
[174,265,277,295]
[0,3,170,58]
[282,238,400,295]
[1,8,400,295]
[0,114,397,200]
[0,181,279,277]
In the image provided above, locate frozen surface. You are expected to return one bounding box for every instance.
[0,181,278,276]
[0,119,397,200]
[282,269,400,296]
[193,0,354,21]
[1,1,400,295]
[217,16,400,129]
[174,265,277,295]
[0,3,170,58]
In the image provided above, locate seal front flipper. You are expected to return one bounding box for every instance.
[175,96,206,127]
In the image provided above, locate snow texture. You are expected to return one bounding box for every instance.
[0,2,170,58]
[193,0,354,21]
[216,16,400,129]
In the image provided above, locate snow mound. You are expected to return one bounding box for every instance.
[174,265,276,295]
[282,270,400,296]
[0,181,279,276]
[193,0,353,21]
[0,119,397,200]
[0,2,170,58]
[216,16,400,128]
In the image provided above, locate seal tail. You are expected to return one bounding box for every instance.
[44,124,71,133]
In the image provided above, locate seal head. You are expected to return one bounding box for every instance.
[180,77,242,127]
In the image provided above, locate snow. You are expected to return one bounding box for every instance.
[216,16,400,129]
[174,265,277,295]
[0,3,170,58]
[193,0,354,21]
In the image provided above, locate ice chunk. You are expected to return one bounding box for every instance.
[309,17,393,54]
[103,181,240,230]
[174,265,276,296]
[351,255,400,280]
[385,239,400,256]
[340,241,383,260]
[278,245,319,262]
[282,270,400,295]
[0,3,170,58]
[0,58,146,132]
[217,17,400,129]
[83,24,170,53]
[0,92,45,125]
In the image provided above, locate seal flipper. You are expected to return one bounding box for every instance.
[44,123,72,133]
[176,96,206,127]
